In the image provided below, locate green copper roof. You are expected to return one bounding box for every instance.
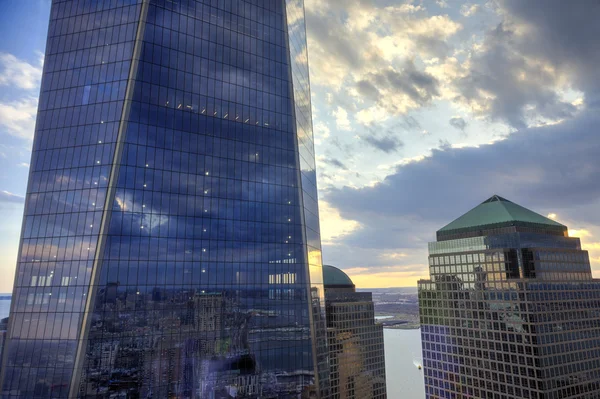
[323,265,355,287]
[438,195,566,233]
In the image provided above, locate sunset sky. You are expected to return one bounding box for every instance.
[0,0,600,291]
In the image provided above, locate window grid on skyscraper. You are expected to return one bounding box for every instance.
[419,196,600,399]
[0,1,329,398]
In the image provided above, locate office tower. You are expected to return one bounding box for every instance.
[0,0,329,397]
[419,195,600,398]
[323,265,387,399]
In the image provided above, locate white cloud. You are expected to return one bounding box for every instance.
[319,200,361,245]
[460,4,481,17]
[332,106,351,130]
[305,2,461,128]
[313,121,331,145]
[0,190,25,204]
[402,15,462,38]
[0,97,38,139]
[0,52,43,140]
[0,52,43,90]
[356,105,388,125]
[425,56,467,99]
[310,0,600,285]
[569,228,591,239]
[379,251,409,261]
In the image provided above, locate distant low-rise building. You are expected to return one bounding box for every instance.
[0,317,7,369]
[419,195,600,398]
[324,265,387,399]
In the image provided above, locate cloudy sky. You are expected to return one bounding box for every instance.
[1,0,600,291]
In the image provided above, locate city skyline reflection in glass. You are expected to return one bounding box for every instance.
[0,0,328,398]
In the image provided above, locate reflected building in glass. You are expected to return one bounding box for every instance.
[323,265,386,399]
[419,195,600,398]
[0,0,329,397]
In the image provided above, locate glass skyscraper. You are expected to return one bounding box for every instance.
[323,265,386,399]
[0,0,329,397]
[419,195,600,398]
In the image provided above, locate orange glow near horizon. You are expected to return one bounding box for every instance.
[347,270,429,289]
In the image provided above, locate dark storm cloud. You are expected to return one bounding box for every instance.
[362,134,404,153]
[449,117,467,131]
[500,0,600,104]
[320,172,333,181]
[455,23,575,129]
[322,157,349,170]
[414,35,453,59]
[326,110,600,249]
[356,80,381,101]
[371,61,440,105]
[315,1,600,273]
[356,61,440,116]
[304,7,371,72]
[399,116,422,131]
[452,1,600,128]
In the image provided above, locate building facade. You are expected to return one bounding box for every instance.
[0,317,6,373]
[323,265,387,399]
[0,0,329,398]
[419,195,600,398]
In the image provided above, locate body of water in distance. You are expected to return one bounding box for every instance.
[384,328,425,398]
[0,297,10,320]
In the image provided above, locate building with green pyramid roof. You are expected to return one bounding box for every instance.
[419,195,600,398]
[437,195,567,241]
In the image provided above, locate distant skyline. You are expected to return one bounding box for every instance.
[1,0,600,291]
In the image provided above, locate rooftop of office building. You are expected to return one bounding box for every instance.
[437,195,567,240]
[323,265,355,288]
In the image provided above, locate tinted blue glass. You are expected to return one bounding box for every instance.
[77,0,327,396]
[0,1,141,397]
[285,0,329,393]
[0,0,328,398]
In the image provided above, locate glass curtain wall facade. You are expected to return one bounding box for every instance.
[419,196,600,399]
[0,0,328,398]
[323,265,387,399]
